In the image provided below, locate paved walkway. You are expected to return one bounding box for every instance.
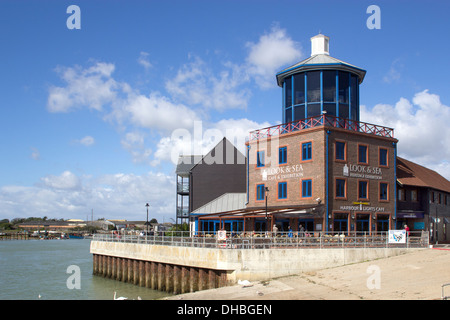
[166,248,450,300]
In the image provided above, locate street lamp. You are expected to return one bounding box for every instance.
[145,203,150,235]
[265,187,269,231]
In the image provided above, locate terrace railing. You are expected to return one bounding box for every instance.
[248,114,395,142]
[93,230,428,249]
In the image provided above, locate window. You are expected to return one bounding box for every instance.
[278,182,287,199]
[302,179,312,198]
[293,73,305,105]
[411,190,418,202]
[398,188,405,201]
[358,144,368,164]
[379,182,389,201]
[302,142,312,161]
[335,141,346,161]
[335,179,347,199]
[379,148,388,167]
[285,77,292,107]
[256,151,265,168]
[307,71,320,102]
[358,180,368,200]
[256,184,265,201]
[279,146,287,165]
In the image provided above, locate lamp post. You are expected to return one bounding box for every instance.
[145,203,149,235]
[265,187,269,231]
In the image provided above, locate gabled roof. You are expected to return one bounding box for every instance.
[175,155,202,176]
[276,54,366,87]
[397,157,450,193]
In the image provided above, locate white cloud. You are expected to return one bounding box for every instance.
[40,171,81,190]
[123,92,200,133]
[137,51,152,70]
[361,90,450,179]
[152,118,272,166]
[246,24,303,89]
[77,136,95,146]
[383,58,403,84]
[47,62,120,113]
[30,147,40,160]
[120,131,153,164]
[165,56,251,111]
[0,171,175,221]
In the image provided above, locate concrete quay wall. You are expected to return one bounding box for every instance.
[90,240,421,293]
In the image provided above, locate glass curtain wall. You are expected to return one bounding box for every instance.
[283,70,359,123]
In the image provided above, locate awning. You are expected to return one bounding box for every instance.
[397,211,424,219]
[196,204,324,220]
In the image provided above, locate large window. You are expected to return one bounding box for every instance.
[307,71,320,102]
[278,182,287,199]
[282,70,358,122]
[301,142,312,161]
[301,179,312,198]
[293,73,305,105]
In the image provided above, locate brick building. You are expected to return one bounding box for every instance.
[185,34,449,241]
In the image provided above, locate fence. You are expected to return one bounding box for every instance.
[93,230,429,249]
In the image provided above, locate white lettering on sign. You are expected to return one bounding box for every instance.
[262,165,303,181]
[343,164,383,180]
[339,205,386,212]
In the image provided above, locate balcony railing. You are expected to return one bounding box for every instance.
[177,207,190,218]
[177,182,189,194]
[249,114,395,142]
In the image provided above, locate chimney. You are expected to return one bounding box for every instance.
[311,34,330,56]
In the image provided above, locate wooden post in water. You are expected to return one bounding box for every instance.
[122,258,127,282]
[173,264,181,294]
[198,268,207,291]
[127,259,133,283]
[139,260,145,287]
[145,261,151,288]
[157,263,165,291]
[165,264,173,293]
[181,265,190,294]
[190,267,199,292]
[150,261,157,290]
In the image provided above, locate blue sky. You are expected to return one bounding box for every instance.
[1,0,449,221]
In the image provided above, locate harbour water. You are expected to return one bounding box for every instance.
[0,239,171,300]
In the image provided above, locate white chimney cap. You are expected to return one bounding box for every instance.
[311,34,330,56]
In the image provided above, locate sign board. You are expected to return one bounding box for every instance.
[388,230,406,244]
[217,230,227,241]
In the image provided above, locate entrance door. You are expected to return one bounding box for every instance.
[334,213,348,233]
[356,214,370,234]
[298,219,314,233]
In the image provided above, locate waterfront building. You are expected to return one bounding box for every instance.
[175,138,246,226]
[181,34,450,242]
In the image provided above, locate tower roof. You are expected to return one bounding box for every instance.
[276,34,366,87]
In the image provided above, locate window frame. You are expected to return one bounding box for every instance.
[301,141,313,162]
[335,140,347,162]
[358,179,369,200]
[301,178,313,199]
[335,178,347,200]
[358,144,369,165]
[379,182,389,202]
[277,181,288,200]
[256,184,265,201]
[256,150,265,168]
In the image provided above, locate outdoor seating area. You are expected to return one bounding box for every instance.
[93,230,429,249]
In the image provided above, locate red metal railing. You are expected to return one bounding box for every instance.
[249,115,394,141]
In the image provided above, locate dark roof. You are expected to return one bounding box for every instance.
[175,155,202,175]
[397,157,450,193]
